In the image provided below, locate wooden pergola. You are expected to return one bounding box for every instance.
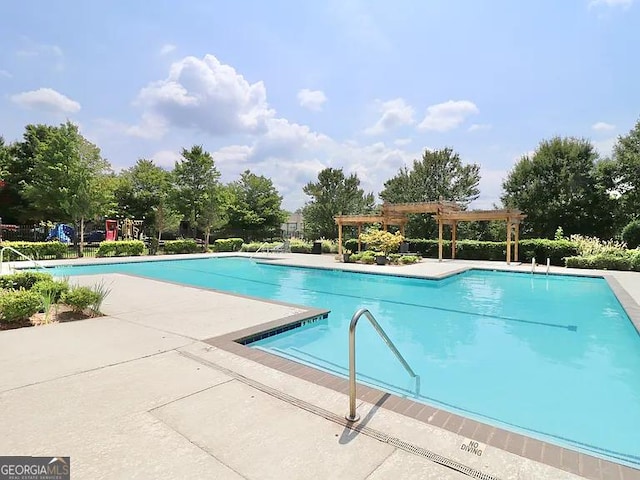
[334,201,526,264]
[334,201,461,254]
[435,209,526,264]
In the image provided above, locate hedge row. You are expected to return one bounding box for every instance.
[0,241,67,260]
[96,240,145,257]
[212,238,243,252]
[163,239,201,254]
[566,252,640,271]
[343,238,579,266]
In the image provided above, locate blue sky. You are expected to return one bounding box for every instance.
[1,0,638,210]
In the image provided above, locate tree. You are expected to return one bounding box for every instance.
[198,184,229,250]
[115,159,177,240]
[302,168,374,239]
[380,148,480,238]
[171,145,223,241]
[226,170,287,241]
[610,118,640,227]
[21,122,114,255]
[0,125,55,223]
[501,137,614,239]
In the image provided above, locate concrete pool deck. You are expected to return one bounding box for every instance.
[1,253,639,479]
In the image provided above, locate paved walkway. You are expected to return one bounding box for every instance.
[1,253,637,479]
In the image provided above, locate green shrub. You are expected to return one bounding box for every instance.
[401,238,577,266]
[240,242,262,252]
[290,239,312,253]
[0,241,67,260]
[163,239,200,254]
[62,286,101,313]
[622,221,640,249]
[344,239,359,253]
[213,238,244,252]
[399,255,420,264]
[321,239,339,254]
[359,230,404,254]
[388,253,401,264]
[32,279,69,302]
[89,280,111,315]
[569,235,627,257]
[0,290,42,323]
[0,271,53,290]
[566,253,635,271]
[517,239,578,265]
[96,240,144,257]
[349,250,377,264]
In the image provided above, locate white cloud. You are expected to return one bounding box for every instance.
[0,69,11,78]
[16,43,63,58]
[132,54,274,137]
[126,113,168,140]
[364,98,415,135]
[10,88,81,113]
[589,0,633,8]
[297,89,327,111]
[394,138,412,146]
[151,150,182,168]
[159,44,177,56]
[468,123,492,132]
[593,137,617,156]
[592,121,616,132]
[126,53,421,210]
[472,168,508,210]
[16,41,64,70]
[417,100,479,132]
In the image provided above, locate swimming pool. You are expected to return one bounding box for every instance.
[53,257,640,467]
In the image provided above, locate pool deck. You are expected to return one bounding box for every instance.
[1,253,639,480]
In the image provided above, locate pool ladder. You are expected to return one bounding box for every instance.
[346,308,419,422]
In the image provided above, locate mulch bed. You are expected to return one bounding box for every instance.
[0,305,95,331]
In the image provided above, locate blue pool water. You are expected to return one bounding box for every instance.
[52,257,640,467]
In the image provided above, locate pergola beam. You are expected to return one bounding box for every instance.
[334,202,526,263]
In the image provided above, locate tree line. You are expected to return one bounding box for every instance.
[302,118,640,242]
[1,117,639,244]
[0,122,287,252]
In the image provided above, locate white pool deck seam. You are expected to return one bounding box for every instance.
[2,253,639,479]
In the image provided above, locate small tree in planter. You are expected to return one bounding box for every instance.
[359,229,404,265]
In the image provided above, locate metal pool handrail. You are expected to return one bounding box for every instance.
[0,246,49,272]
[346,308,418,422]
[249,242,270,259]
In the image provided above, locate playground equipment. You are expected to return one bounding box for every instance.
[45,224,75,243]
[105,218,144,241]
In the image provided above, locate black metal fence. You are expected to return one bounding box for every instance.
[0,223,102,260]
[0,224,49,242]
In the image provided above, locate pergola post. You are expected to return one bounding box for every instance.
[438,217,443,262]
[514,222,519,262]
[506,221,512,265]
[357,224,362,252]
[338,222,343,255]
[451,221,457,260]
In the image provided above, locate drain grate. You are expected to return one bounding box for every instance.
[179,350,502,480]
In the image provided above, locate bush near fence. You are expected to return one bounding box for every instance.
[0,241,67,260]
[163,239,201,254]
[96,240,144,257]
[212,238,244,252]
